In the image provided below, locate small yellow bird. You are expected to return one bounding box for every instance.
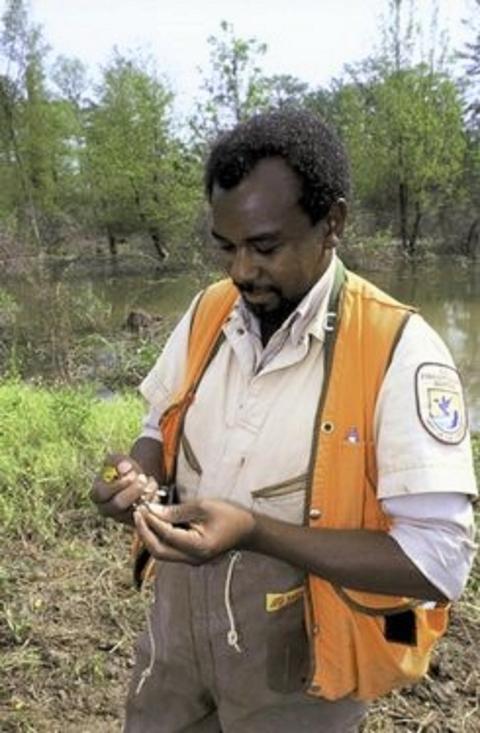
[102,465,119,483]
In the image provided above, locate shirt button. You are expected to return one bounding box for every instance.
[309,508,322,520]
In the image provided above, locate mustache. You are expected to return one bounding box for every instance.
[234,281,278,295]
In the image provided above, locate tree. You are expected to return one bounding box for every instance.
[190,21,271,147]
[83,51,201,261]
[0,0,80,248]
[331,0,466,255]
[263,73,310,109]
[0,0,49,244]
[459,0,480,125]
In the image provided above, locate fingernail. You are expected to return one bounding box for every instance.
[117,459,132,474]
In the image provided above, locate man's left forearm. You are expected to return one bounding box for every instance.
[244,513,448,603]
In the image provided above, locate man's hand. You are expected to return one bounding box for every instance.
[133,499,255,564]
[91,453,158,525]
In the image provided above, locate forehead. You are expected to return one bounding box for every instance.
[211,157,303,232]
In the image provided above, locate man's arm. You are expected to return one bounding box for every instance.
[245,512,448,602]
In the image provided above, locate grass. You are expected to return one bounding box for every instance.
[0,379,145,540]
[0,380,148,730]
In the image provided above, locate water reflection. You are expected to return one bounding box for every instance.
[365,261,480,430]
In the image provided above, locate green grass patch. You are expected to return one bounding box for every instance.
[0,379,145,540]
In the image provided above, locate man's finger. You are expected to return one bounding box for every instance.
[134,510,192,562]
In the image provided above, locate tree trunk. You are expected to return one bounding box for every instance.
[107,228,118,259]
[464,218,479,258]
[150,229,169,261]
[398,181,409,253]
[407,201,422,256]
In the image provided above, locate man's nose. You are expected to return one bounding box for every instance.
[230,246,258,283]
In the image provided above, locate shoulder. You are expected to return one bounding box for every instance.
[393,313,455,368]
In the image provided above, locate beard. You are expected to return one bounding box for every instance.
[237,283,302,340]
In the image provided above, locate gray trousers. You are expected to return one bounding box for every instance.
[124,552,368,732]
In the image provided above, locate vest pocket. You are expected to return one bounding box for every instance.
[251,474,307,523]
[266,587,310,693]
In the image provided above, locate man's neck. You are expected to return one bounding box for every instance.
[258,303,298,347]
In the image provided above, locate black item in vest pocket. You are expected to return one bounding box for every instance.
[384,609,417,646]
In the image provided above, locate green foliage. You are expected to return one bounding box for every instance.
[335,61,466,252]
[83,52,171,230]
[0,0,68,245]
[83,51,202,258]
[0,379,145,539]
[0,5,203,257]
[190,20,271,146]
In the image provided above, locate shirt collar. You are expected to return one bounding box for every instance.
[232,253,338,347]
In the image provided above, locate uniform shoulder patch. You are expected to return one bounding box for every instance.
[415,362,467,444]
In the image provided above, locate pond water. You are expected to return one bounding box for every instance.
[2,257,480,429]
[366,261,480,431]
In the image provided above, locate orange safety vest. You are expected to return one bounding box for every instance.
[134,262,450,701]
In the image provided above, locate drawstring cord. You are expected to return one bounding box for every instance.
[135,585,156,696]
[224,550,243,653]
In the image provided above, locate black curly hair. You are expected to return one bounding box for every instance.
[204,107,350,225]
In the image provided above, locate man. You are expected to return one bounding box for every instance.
[92,108,477,733]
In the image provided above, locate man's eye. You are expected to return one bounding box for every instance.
[218,243,235,253]
[254,241,281,255]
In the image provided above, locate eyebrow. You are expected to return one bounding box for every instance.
[210,229,281,245]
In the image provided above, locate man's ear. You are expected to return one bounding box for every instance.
[323,199,347,247]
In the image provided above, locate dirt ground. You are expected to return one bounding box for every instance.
[1,513,479,733]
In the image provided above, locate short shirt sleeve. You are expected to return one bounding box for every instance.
[375,314,478,499]
[139,292,202,416]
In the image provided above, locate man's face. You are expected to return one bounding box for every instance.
[210,157,344,319]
